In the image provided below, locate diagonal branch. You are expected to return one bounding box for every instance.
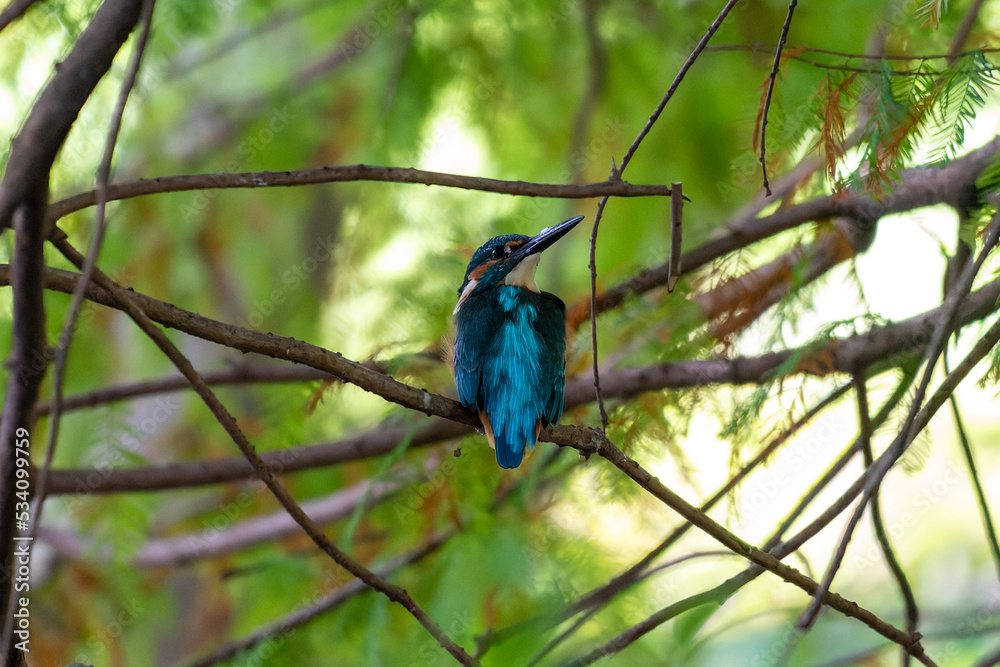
[0,0,143,229]
[855,373,920,666]
[0,0,41,32]
[573,428,934,664]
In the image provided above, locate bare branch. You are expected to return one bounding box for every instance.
[46,166,675,222]
[0,0,143,229]
[0,198,48,662]
[572,136,1000,327]
[855,374,920,666]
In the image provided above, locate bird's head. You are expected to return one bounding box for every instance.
[455,215,583,314]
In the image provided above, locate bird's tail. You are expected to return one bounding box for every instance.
[481,411,539,468]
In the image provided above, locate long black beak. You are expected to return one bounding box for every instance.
[509,215,584,265]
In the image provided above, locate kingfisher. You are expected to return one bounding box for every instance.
[452,215,583,468]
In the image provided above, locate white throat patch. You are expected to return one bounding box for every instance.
[504,254,541,292]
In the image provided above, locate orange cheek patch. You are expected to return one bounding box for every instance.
[470,259,499,281]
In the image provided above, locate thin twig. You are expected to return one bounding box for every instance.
[758,0,797,196]
[947,371,1000,582]
[855,373,919,667]
[585,0,742,431]
[618,0,743,173]
[30,0,156,545]
[667,182,682,291]
[588,197,611,430]
[51,236,481,666]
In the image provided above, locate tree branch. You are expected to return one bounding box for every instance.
[30,0,156,554]
[0,0,41,32]
[46,166,675,222]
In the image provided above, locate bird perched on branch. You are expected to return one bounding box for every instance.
[452,216,583,468]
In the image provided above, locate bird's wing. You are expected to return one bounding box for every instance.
[453,296,493,410]
[453,332,481,409]
[538,292,567,427]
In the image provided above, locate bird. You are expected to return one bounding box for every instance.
[452,215,583,468]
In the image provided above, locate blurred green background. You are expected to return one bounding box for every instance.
[2,0,1000,665]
